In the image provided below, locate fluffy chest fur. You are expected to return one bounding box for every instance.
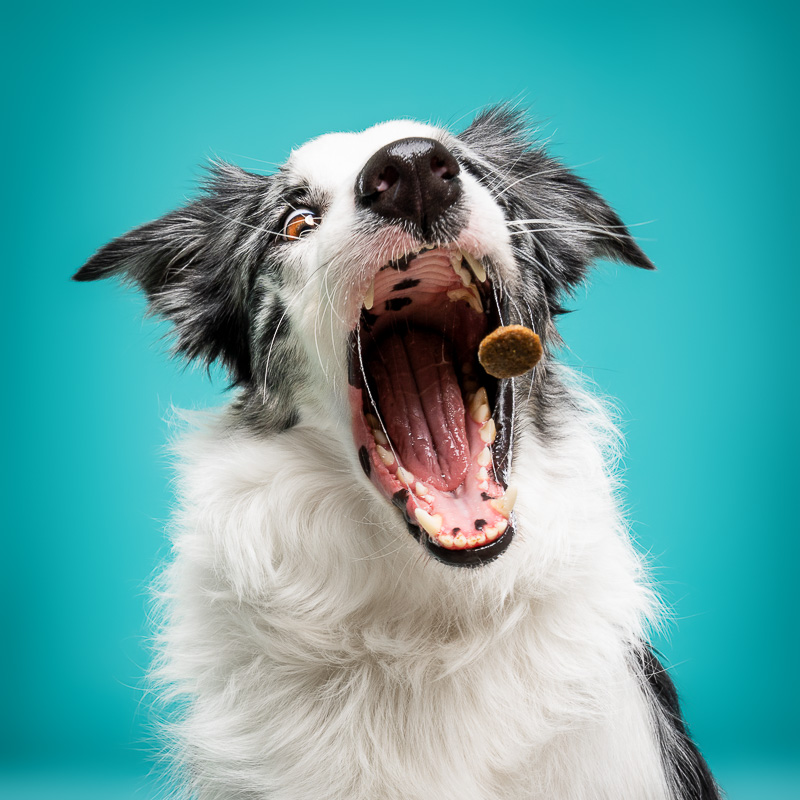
[159,396,667,800]
[75,107,719,799]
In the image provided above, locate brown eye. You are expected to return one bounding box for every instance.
[283,208,320,240]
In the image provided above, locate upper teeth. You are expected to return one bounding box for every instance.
[450,252,472,286]
[463,252,487,283]
[363,278,375,310]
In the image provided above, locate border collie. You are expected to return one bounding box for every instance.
[75,107,720,799]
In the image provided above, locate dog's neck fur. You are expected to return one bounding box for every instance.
[155,366,671,800]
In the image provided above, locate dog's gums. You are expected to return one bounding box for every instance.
[348,246,516,566]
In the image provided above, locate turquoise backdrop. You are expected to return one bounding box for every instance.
[3,1,798,797]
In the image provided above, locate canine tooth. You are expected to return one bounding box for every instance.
[477,447,491,467]
[449,252,472,286]
[466,284,483,313]
[373,429,388,446]
[463,252,487,282]
[363,278,375,310]
[490,486,518,518]
[414,508,443,537]
[479,418,496,443]
[477,467,488,482]
[414,482,428,497]
[448,286,483,314]
[376,445,394,466]
[396,467,415,485]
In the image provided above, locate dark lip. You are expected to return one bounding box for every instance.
[350,251,517,568]
[424,521,514,566]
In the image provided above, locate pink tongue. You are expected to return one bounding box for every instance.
[369,330,469,491]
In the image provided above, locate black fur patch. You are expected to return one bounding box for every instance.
[634,646,721,799]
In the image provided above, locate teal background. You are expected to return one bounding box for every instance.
[3,0,798,797]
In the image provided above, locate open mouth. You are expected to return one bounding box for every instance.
[348,246,516,567]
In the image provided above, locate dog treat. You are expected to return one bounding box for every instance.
[478,325,542,379]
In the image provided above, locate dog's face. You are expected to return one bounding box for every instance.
[75,107,652,569]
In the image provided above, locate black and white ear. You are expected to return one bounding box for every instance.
[74,164,268,384]
[539,167,655,280]
[458,105,654,295]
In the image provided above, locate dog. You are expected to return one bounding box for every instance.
[75,107,720,799]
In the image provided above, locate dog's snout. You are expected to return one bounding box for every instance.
[355,137,462,236]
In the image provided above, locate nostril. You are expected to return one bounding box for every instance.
[431,155,457,181]
[374,164,399,194]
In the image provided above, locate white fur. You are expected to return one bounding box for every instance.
[151,122,672,799]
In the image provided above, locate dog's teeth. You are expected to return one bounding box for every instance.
[396,467,415,486]
[477,447,491,467]
[363,278,375,310]
[376,445,394,466]
[414,481,428,497]
[471,404,490,424]
[477,467,488,482]
[490,487,517,519]
[373,429,388,446]
[438,533,455,548]
[415,508,443,537]
[479,418,496,444]
[468,532,486,547]
[446,287,482,313]
[453,532,468,548]
[463,252,487,283]
[495,518,508,535]
[467,285,483,313]
[469,388,490,423]
[450,252,472,287]
[365,413,380,429]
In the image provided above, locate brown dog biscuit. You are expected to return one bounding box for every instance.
[478,325,542,379]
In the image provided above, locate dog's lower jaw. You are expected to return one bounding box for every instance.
[155,369,679,800]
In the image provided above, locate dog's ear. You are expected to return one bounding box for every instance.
[459,106,654,295]
[74,164,268,384]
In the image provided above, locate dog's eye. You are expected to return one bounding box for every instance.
[283,208,321,240]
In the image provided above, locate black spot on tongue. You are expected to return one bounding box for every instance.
[369,329,469,491]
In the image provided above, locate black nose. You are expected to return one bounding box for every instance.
[355,137,462,237]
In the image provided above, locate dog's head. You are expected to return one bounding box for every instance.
[75,107,652,569]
